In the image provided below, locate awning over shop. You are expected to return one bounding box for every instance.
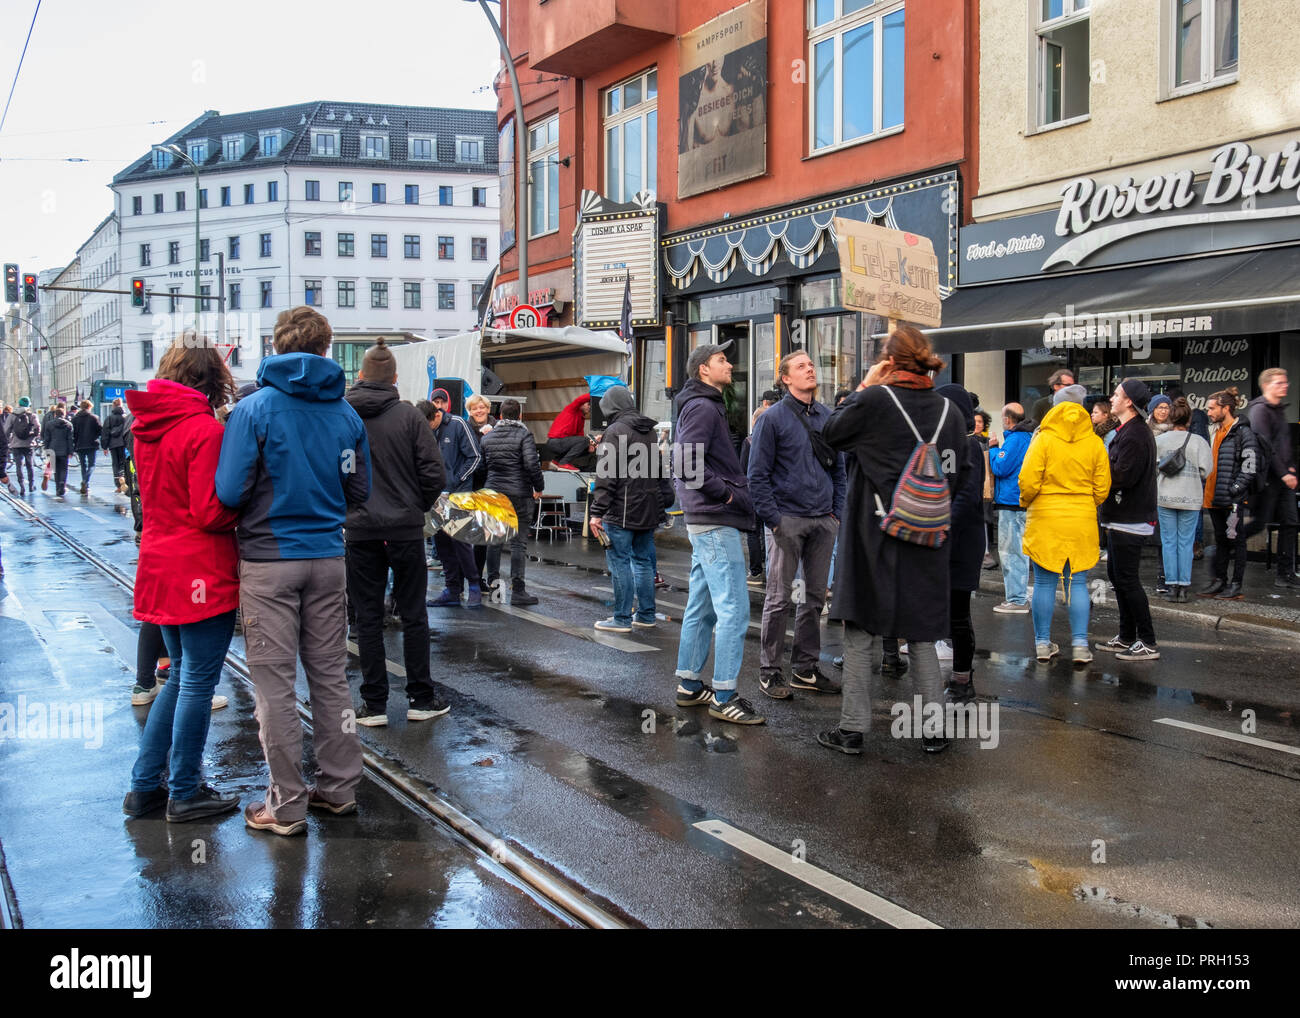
[925,246,1300,354]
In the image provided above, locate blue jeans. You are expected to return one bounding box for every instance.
[675,526,749,693]
[998,509,1028,604]
[77,449,96,487]
[1158,507,1198,586]
[1031,562,1091,646]
[129,611,236,800]
[605,522,656,626]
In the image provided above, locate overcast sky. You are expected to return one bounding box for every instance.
[0,0,501,273]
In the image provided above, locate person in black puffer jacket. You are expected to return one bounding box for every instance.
[71,399,102,494]
[1243,368,1299,586]
[481,399,545,604]
[43,405,76,498]
[1200,386,1259,598]
[100,398,130,492]
[589,386,673,631]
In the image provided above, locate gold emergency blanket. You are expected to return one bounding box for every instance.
[428,489,519,546]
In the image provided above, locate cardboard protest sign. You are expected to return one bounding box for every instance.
[833,218,942,328]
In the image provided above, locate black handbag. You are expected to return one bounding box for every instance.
[790,404,837,473]
[1157,431,1192,477]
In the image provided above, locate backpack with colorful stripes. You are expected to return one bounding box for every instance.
[873,387,952,548]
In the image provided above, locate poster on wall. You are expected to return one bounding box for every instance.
[677,0,767,199]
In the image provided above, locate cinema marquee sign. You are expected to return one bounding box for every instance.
[960,138,1300,285]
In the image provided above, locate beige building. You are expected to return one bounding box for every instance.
[49,259,82,400]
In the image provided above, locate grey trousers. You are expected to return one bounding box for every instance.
[760,515,837,673]
[239,557,363,822]
[838,624,942,734]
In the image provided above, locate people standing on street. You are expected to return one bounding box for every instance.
[480,398,545,605]
[989,403,1034,615]
[588,385,673,633]
[101,397,130,493]
[672,342,762,725]
[216,306,371,836]
[1018,392,1110,663]
[344,339,447,728]
[42,405,75,499]
[71,399,102,495]
[1244,368,1299,589]
[427,387,485,608]
[818,326,969,755]
[4,397,39,495]
[1200,387,1258,599]
[1097,378,1161,661]
[122,336,241,822]
[1031,368,1075,429]
[1155,397,1211,603]
[747,350,845,699]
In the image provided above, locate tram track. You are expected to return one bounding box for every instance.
[0,488,630,930]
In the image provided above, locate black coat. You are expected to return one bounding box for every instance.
[1207,416,1259,507]
[1100,417,1157,525]
[937,384,986,593]
[823,384,970,641]
[343,381,445,542]
[481,419,544,498]
[589,410,674,531]
[44,417,75,457]
[1247,396,1295,482]
[72,409,102,452]
[101,407,128,450]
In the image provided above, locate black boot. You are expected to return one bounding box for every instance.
[944,670,976,704]
[880,654,907,679]
[1198,577,1226,597]
[1216,582,1244,599]
[511,583,539,606]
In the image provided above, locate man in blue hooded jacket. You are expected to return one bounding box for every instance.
[216,306,371,836]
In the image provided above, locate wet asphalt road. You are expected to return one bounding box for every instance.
[1,475,1298,929]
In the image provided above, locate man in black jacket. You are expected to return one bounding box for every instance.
[100,398,130,493]
[589,386,673,632]
[481,398,545,606]
[71,399,102,495]
[1096,378,1159,661]
[1244,368,1299,588]
[344,340,448,727]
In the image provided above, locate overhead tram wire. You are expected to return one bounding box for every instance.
[0,0,43,137]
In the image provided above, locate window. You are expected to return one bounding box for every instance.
[305,232,322,256]
[438,236,454,260]
[810,1,905,152]
[200,284,211,311]
[604,68,657,201]
[405,184,419,205]
[404,282,422,308]
[153,193,163,213]
[471,237,487,261]
[188,140,208,163]
[220,186,231,207]
[473,186,487,207]
[439,185,453,206]
[132,196,142,216]
[312,130,339,156]
[409,136,435,160]
[244,183,254,203]
[260,280,273,307]
[261,335,273,358]
[362,135,388,159]
[338,280,355,307]
[371,182,386,203]
[200,238,210,262]
[404,235,421,259]
[142,341,154,370]
[199,188,208,209]
[1034,0,1090,128]
[140,244,151,267]
[229,283,241,310]
[528,116,560,236]
[338,232,355,257]
[438,283,455,310]
[176,191,186,211]
[371,281,388,308]
[229,236,240,260]
[1172,0,1238,90]
[259,233,272,257]
[223,135,244,161]
[305,179,320,201]
[152,149,169,170]
[168,241,180,264]
[371,234,388,257]
[456,136,483,163]
[228,346,241,368]
[260,131,281,157]
[305,280,322,306]
[471,282,485,307]
[168,285,180,312]
[267,180,279,202]
[339,181,353,202]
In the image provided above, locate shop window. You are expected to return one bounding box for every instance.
[1034,0,1090,130]
[638,336,673,428]
[805,314,859,407]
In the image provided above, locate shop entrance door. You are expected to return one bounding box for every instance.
[714,321,750,451]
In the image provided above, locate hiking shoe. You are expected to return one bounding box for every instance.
[790,667,840,694]
[993,601,1029,614]
[122,782,169,817]
[166,784,240,823]
[244,802,306,837]
[1035,641,1060,662]
[407,701,451,721]
[427,588,461,607]
[1094,635,1131,653]
[759,671,792,700]
[355,705,388,727]
[817,728,864,755]
[511,590,539,606]
[307,787,357,816]
[1072,645,1093,664]
[708,694,765,725]
[676,682,714,707]
[1116,641,1160,662]
[632,618,657,629]
[594,617,632,633]
[131,683,158,706]
[465,584,483,608]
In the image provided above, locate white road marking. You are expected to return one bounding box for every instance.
[1153,718,1300,757]
[346,640,406,676]
[73,508,100,523]
[483,602,656,653]
[693,820,942,929]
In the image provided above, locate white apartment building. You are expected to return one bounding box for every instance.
[76,213,123,390]
[112,101,499,383]
[48,258,81,399]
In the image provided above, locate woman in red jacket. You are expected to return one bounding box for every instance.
[123,338,242,822]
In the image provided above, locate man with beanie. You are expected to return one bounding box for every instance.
[344,339,448,727]
[427,387,485,608]
[481,398,545,605]
[4,397,39,495]
[1031,368,1075,429]
[672,342,763,725]
[589,385,673,632]
[1053,384,1087,408]
[1096,377,1160,661]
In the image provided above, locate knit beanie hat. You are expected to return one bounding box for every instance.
[1053,384,1087,406]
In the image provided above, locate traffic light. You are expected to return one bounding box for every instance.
[3,264,17,303]
[131,278,146,308]
[22,273,37,304]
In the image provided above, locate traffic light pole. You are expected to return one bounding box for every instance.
[5,314,54,399]
[0,341,34,401]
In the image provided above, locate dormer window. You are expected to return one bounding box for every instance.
[259,130,282,157]
[361,134,388,159]
[456,136,483,163]
[408,135,436,160]
[152,148,170,170]
[187,140,209,163]
[311,129,340,156]
[222,135,245,161]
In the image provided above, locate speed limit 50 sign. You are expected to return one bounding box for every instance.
[508,303,542,330]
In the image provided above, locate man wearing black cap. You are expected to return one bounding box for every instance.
[1096,378,1160,661]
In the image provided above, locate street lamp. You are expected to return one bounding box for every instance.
[154,143,203,315]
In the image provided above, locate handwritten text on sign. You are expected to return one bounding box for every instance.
[833,218,942,328]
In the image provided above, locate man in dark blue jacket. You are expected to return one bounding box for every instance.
[216,306,371,836]
[672,342,763,725]
[427,387,486,607]
[747,351,845,699]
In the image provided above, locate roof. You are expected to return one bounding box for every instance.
[113,101,498,185]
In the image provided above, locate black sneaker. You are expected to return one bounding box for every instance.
[676,683,713,707]
[123,782,168,817]
[817,728,863,755]
[355,704,388,727]
[708,694,765,725]
[1274,574,1300,590]
[944,671,977,704]
[790,667,840,694]
[1116,640,1160,662]
[880,656,908,679]
[511,590,539,606]
[407,701,451,722]
[759,671,792,700]
[1094,635,1130,654]
[165,783,240,823]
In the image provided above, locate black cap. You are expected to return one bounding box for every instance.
[686,340,733,380]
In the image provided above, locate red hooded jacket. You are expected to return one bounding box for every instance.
[126,379,240,624]
[547,393,591,440]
